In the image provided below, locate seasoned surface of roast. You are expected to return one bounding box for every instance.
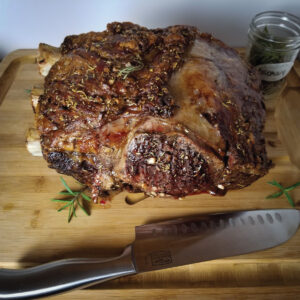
[35,22,271,202]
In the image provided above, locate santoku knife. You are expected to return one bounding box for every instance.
[0,209,299,299]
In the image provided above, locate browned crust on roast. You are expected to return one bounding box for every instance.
[35,22,271,200]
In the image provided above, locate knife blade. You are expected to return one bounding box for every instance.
[0,209,299,299]
[133,208,300,272]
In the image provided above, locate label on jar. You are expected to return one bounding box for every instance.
[256,62,294,82]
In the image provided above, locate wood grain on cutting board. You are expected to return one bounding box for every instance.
[0,49,300,299]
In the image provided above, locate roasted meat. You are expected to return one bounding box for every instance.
[35,22,271,202]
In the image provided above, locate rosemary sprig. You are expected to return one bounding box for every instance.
[51,177,91,222]
[249,26,286,66]
[118,61,144,79]
[266,180,300,207]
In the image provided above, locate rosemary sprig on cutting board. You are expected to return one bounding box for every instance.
[51,177,91,223]
[266,180,300,207]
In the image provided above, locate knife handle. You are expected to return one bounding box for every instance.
[0,244,136,299]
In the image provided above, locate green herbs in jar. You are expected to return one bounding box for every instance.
[247,11,300,95]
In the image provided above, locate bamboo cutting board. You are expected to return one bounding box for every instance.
[0,49,300,299]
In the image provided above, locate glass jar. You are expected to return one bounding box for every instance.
[246,11,300,95]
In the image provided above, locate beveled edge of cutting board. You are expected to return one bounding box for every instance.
[0,49,38,106]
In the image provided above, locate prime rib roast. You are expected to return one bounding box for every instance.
[34,22,271,203]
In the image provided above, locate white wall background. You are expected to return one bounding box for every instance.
[0,0,299,59]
